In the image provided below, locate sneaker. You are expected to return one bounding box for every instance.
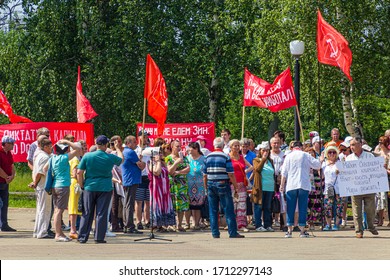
[284,232,292,238]
[56,236,72,242]
[341,220,347,228]
[332,225,339,231]
[323,225,331,231]
[274,221,280,227]
[69,233,78,239]
[144,222,150,229]
[137,223,144,230]
[255,226,267,232]
[1,225,17,232]
[266,227,275,232]
[105,231,116,237]
[299,231,310,238]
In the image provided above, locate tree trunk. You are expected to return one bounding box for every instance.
[341,81,363,138]
[208,77,218,123]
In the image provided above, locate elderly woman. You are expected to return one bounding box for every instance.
[251,141,275,232]
[77,135,123,244]
[186,142,206,229]
[229,139,253,232]
[166,140,190,232]
[50,139,81,242]
[322,146,343,231]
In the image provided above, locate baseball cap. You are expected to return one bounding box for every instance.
[311,136,322,144]
[340,141,350,148]
[1,136,15,144]
[138,130,150,136]
[258,141,270,150]
[309,131,319,138]
[54,143,69,154]
[196,135,207,142]
[96,135,110,145]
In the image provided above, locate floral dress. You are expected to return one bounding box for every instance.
[147,163,176,227]
[165,155,190,212]
[186,155,206,209]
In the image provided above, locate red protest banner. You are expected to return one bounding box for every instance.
[137,122,215,151]
[0,122,95,162]
[243,68,269,108]
[261,67,297,113]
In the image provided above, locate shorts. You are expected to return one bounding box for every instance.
[135,176,150,201]
[52,187,70,210]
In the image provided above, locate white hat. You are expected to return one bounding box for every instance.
[309,131,319,138]
[344,136,353,144]
[362,144,372,152]
[312,136,323,145]
[258,141,270,150]
[340,141,350,148]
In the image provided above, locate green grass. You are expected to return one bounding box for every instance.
[9,164,36,208]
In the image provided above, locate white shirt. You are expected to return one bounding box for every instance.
[223,143,230,154]
[322,161,343,194]
[346,151,374,161]
[281,150,321,192]
[33,150,50,191]
[270,150,285,176]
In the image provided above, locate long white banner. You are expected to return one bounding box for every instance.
[338,157,389,197]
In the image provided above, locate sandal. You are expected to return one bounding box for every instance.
[56,236,72,242]
[177,227,186,232]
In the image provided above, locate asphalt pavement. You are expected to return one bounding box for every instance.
[1,208,390,260]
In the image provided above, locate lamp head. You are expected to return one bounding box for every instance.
[290,40,305,58]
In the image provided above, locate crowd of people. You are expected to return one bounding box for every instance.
[0,126,389,242]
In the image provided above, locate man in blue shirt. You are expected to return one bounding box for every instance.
[203,137,244,238]
[121,135,145,234]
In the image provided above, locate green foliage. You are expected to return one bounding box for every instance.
[0,0,387,146]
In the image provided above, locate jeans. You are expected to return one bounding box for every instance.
[286,189,309,227]
[253,191,273,228]
[207,180,239,237]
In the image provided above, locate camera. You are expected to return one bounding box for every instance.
[141,147,160,157]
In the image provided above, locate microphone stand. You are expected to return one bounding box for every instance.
[135,150,171,242]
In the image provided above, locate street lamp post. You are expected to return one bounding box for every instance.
[290,40,304,142]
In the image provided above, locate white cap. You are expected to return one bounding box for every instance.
[362,144,372,152]
[344,136,353,144]
[312,136,322,145]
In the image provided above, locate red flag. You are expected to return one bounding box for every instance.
[243,68,269,107]
[0,90,32,123]
[317,10,353,81]
[261,68,297,113]
[144,54,168,136]
[76,66,98,123]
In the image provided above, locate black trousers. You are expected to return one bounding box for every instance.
[0,183,9,228]
[78,190,111,242]
[123,185,138,230]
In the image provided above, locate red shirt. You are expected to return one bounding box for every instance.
[0,147,14,184]
[231,154,246,183]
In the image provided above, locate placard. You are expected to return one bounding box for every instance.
[338,157,389,197]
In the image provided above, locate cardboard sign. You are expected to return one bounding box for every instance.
[338,157,389,197]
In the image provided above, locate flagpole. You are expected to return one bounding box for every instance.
[295,105,305,142]
[317,61,321,137]
[241,106,245,139]
[141,97,147,147]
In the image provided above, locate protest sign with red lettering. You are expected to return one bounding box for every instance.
[0,122,94,162]
[243,68,269,108]
[260,67,297,113]
[137,123,215,151]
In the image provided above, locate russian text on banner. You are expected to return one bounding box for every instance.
[0,122,95,162]
[338,157,389,197]
[243,68,269,108]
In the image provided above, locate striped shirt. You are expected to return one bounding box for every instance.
[203,150,234,180]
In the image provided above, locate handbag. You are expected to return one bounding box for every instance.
[271,195,281,213]
[238,163,248,187]
[78,191,84,213]
[44,158,54,195]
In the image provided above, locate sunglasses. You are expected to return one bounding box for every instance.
[328,151,337,155]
